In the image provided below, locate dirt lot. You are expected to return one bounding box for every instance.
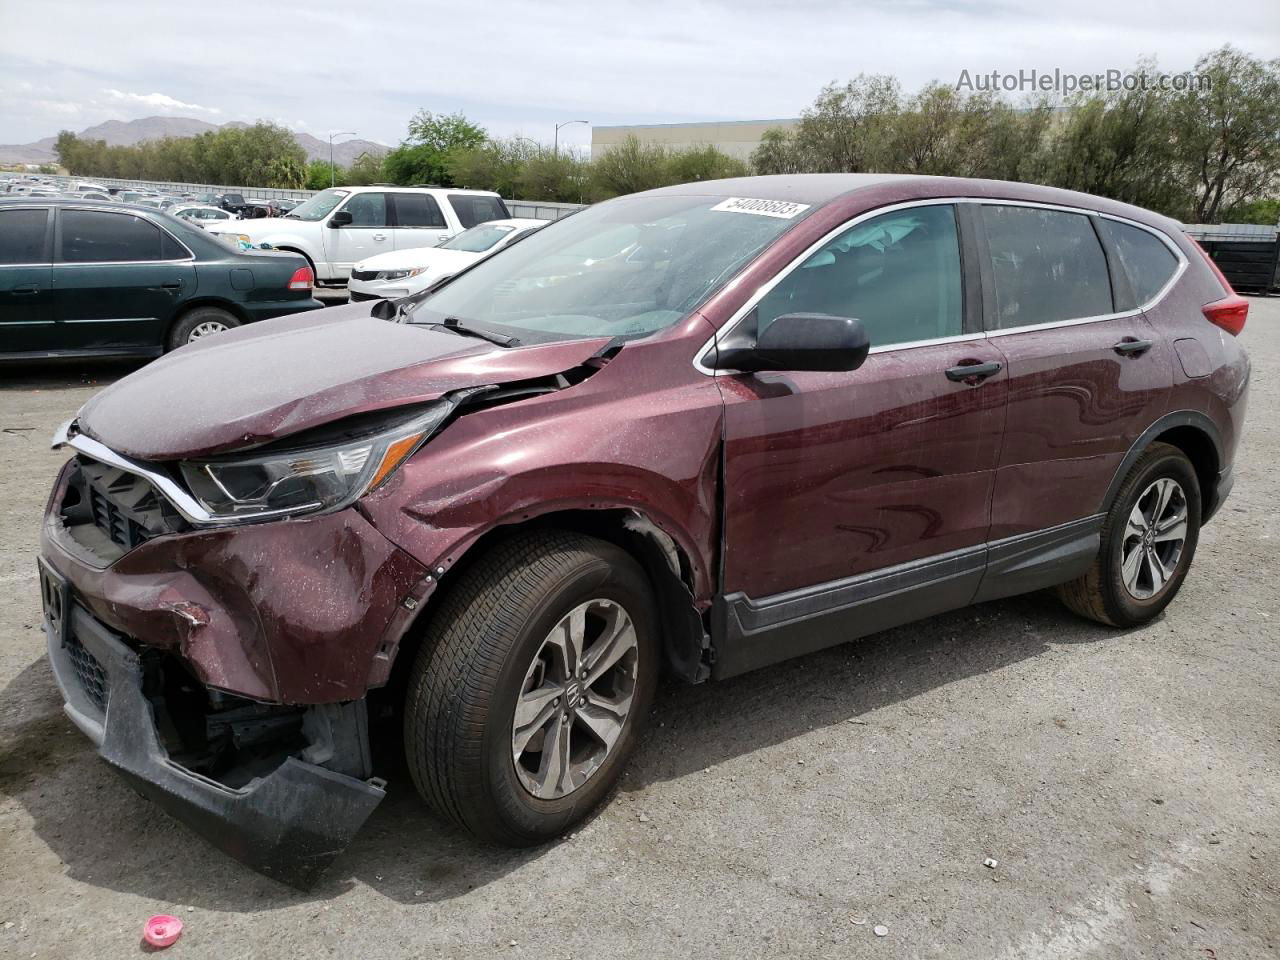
[1,299,1277,959]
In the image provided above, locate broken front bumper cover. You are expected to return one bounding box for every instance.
[43,583,385,890]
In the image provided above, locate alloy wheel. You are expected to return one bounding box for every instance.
[188,320,229,341]
[511,598,639,800]
[1120,477,1188,600]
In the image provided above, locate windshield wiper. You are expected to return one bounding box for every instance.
[439,316,520,347]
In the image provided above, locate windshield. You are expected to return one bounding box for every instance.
[286,188,348,221]
[413,194,803,343]
[442,223,516,252]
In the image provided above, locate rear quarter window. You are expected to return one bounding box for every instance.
[448,194,510,229]
[1096,219,1180,310]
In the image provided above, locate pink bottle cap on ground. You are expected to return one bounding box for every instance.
[143,915,183,948]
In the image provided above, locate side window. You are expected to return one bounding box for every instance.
[392,193,446,229]
[341,192,389,227]
[60,210,163,263]
[448,194,510,229]
[0,208,49,263]
[1097,219,1179,309]
[756,204,964,349]
[981,205,1112,328]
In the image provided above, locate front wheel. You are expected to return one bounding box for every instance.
[1056,442,1201,626]
[403,531,659,846]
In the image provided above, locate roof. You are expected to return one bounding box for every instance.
[634,173,1184,232]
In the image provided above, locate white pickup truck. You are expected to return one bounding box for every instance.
[205,185,511,283]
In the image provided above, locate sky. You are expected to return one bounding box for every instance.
[1,0,1277,151]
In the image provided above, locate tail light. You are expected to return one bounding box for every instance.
[1188,236,1248,336]
[287,266,314,291]
[1202,296,1249,336]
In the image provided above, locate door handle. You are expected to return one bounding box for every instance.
[9,285,40,295]
[372,233,387,241]
[945,360,1002,384]
[147,282,184,292]
[1113,338,1153,356]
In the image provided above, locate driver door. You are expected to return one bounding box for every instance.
[325,192,392,275]
[714,203,1007,676]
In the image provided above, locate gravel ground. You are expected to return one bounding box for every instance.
[1,298,1276,959]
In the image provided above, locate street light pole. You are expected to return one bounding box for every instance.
[554,120,589,155]
[329,131,356,187]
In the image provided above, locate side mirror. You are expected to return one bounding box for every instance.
[712,313,870,373]
[328,210,353,228]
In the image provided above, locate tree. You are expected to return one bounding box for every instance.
[305,160,344,190]
[1171,46,1280,222]
[751,128,804,175]
[446,139,531,196]
[344,152,386,186]
[787,75,900,172]
[589,135,670,198]
[384,110,488,185]
[518,149,591,202]
[665,144,748,183]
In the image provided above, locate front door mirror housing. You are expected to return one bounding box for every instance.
[328,210,353,228]
[711,313,871,373]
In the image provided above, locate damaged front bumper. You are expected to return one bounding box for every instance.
[40,560,385,889]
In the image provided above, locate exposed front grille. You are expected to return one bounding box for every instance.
[87,482,151,550]
[59,456,187,564]
[65,630,109,712]
[349,289,383,302]
[350,269,378,281]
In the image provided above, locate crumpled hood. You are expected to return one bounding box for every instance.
[77,303,611,460]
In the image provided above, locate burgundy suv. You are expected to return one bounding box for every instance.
[38,175,1250,886]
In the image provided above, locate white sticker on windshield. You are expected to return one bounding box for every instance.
[710,197,811,219]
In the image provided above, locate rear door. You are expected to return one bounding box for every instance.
[0,205,55,353]
[976,203,1172,556]
[52,207,197,352]
[390,193,450,250]
[324,191,392,275]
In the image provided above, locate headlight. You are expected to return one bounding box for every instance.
[379,267,426,281]
[178,403,450,521]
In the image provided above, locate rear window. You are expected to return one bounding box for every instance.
[981,205,1113,329]
[448,194,510,229]
[1097,219,1179,310]
[0,208,48,263]
[393,193,447,229]
[60,210,167,263]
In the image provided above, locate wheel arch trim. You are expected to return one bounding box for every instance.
[1101,410,1225,518]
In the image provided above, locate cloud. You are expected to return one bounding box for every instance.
[103,89,220,114]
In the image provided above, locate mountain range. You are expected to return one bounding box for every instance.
[0,116,390,167]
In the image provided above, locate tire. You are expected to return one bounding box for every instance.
[167,306,240,351]
[1056,442,1201,627]
[404,530,659,846]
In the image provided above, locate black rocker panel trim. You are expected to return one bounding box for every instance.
[711,516,1106,680]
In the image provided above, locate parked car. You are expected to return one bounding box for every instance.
[216,192,249,214]
[204,185,511,282]
[0,197,323,359]
[275,198,300,214]
[37,174,1249,887]
[169,204,238,227]
[348,217,545,300]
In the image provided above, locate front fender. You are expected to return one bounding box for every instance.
[357,358,724,606]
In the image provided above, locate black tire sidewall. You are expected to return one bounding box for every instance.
[1100,448,1201,625]
[478,543,659,843]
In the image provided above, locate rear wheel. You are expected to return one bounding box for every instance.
[403,531,659,845]
[168,306,240,350]
[1056,443,1201,626]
